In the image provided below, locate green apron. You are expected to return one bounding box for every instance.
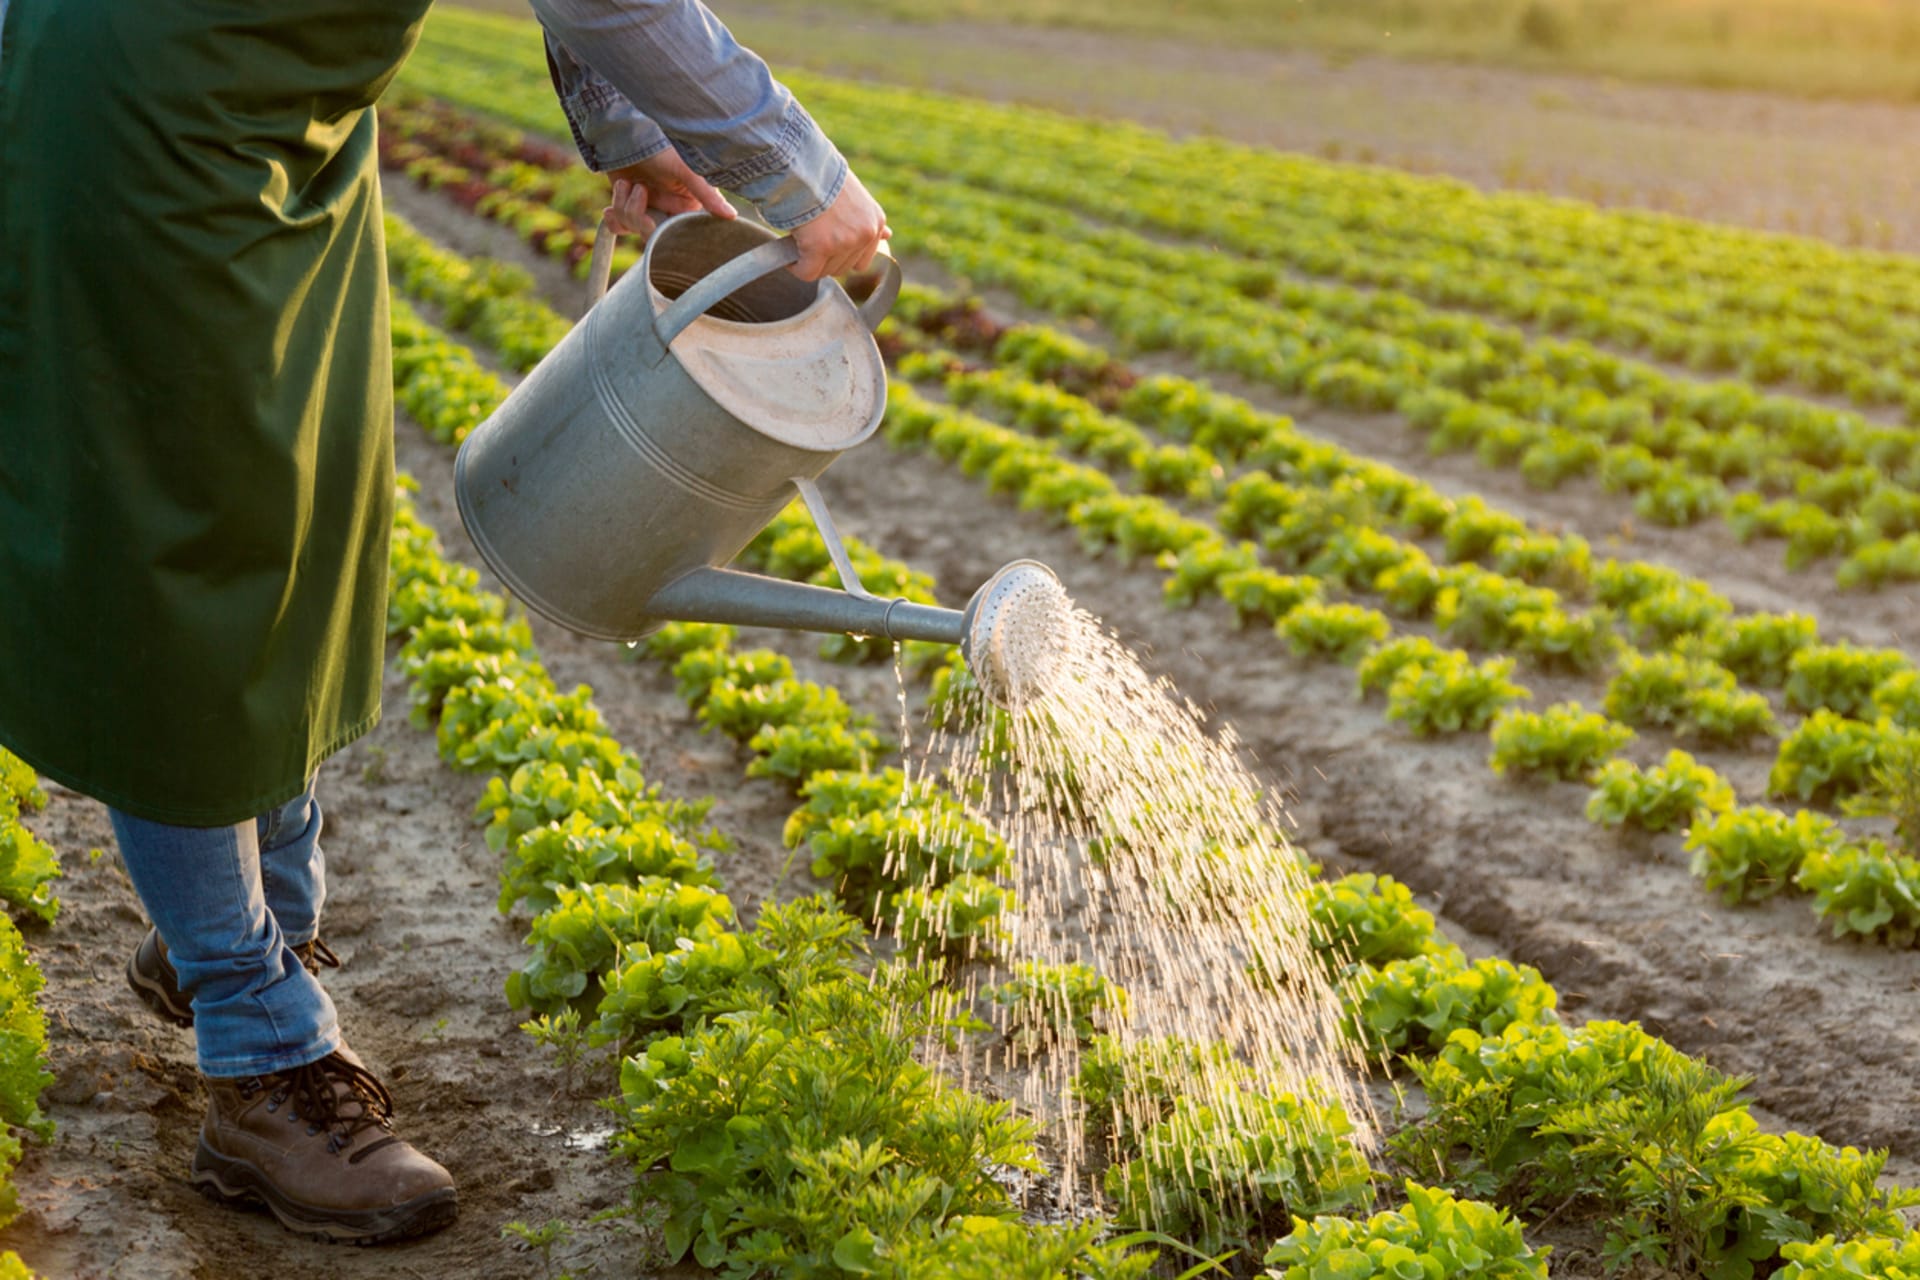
[0,0,430,825]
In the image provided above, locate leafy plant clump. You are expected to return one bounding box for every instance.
[1705,611,1819,688]
[617,909,1046,1274]
[1586,750,1736,833]
[990,961,1129,1046]
[1300,873,1442,974]
[1488,702,1634,783]
[1796,840,1920,948]
[1604,652,1777,746]
[1386,654,1531,737]
[1278,602,1394,664]
[1104,1090,1372,1255]
[1399,1019,1916,1275]
[1784,643,1914,721]
[1685,806,1844,905]
[1262,1181,1548,1280]
[1349,951,1557,1056]
[1769,712,1904,807]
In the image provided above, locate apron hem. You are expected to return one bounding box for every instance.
[0,709,382,828]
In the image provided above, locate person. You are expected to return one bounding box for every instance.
[0,0,887,1245]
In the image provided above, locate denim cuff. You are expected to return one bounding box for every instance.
[695,101,848,230]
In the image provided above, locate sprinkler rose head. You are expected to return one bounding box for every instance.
[959,560,1069,708]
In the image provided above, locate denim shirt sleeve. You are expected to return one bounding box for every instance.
[528,0,848,230]
[543,28,672,172]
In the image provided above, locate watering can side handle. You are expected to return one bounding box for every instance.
[655,238,805,347]
[855,241,902,335]
[586,212,620,307]
[791,476,878,602]
[597,211,903,335]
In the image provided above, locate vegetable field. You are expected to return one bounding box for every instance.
[6,5,1920,1277]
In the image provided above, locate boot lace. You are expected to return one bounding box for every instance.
[262,1051,400,1162]
[295,937,342,976]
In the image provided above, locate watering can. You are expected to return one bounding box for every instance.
[453,210,1062,703]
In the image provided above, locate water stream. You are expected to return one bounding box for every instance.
[888,580,1377,1221]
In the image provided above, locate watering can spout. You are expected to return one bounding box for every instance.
[643,558,1066,708]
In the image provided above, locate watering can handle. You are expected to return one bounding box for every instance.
[590,212,903,342]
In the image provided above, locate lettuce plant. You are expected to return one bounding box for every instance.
[1263,1182,1548,1280]
[1685,806,1844,905]
[1586,751,1736,833]
[1488,702,1634,784]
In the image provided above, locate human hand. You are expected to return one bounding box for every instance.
[604,149,736,240]
[789,170,890,282]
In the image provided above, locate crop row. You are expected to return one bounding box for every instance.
[387,212,1920,1276]
[390,145,1920,939]
[371,82,1920,594]
[0,752,53,1279]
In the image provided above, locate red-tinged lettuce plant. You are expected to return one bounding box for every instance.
[1586,750,1736,833]
[1262,1181,1549,1280]
[1685,806,1845,905]
[1488,702,1634,784]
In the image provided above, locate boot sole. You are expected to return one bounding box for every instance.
[191,1140,458,1245]
[125,953,194,1029]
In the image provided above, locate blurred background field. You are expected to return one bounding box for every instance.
[455,0,1920,252]
[461,0,1920,101]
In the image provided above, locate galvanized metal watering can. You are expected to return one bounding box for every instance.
[453,210,1061,702]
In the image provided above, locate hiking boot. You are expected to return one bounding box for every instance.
[192,1047,457,1244]
[127,928,343,1029]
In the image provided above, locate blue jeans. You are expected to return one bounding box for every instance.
[109,779,341,1078]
